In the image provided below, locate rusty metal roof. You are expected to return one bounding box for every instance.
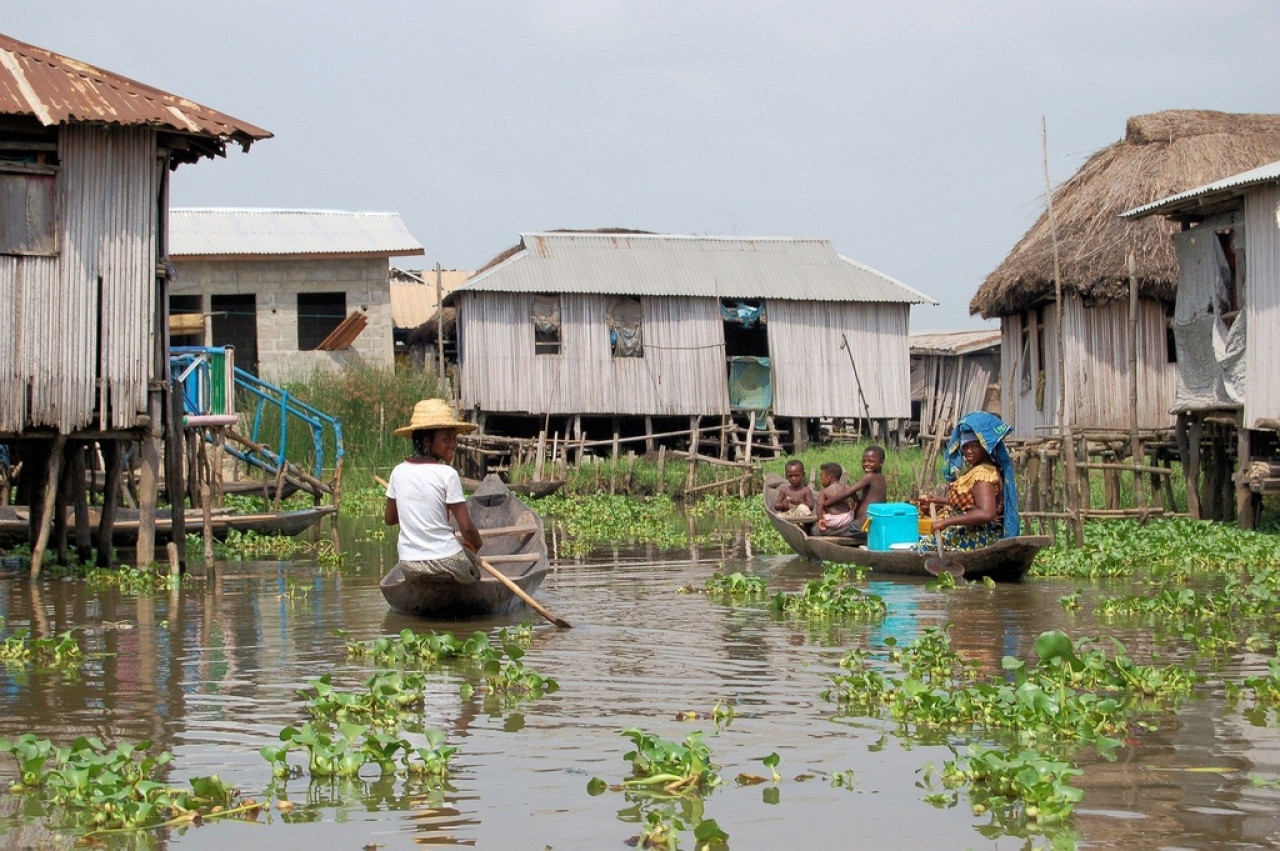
[455,232,935,304]
[0,32,270,161]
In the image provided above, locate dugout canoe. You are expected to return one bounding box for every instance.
[0,504,334,548]
[380,474,551,618]
[763,473,1048,583]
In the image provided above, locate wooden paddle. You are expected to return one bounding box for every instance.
[472,552,572,629]
[924,503,964,578]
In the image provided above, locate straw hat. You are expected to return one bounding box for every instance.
[394,399,477,437]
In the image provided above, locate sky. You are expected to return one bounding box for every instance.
[8,2,1280,330]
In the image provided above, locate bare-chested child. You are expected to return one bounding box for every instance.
[817,462,857,535]
[818,448,889,536]
[774,459,815,518]
[844,446,888,522]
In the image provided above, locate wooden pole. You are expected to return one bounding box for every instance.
[435,263,445,382]
[1237,420,1256,529]
[1126,252,1148,510]
[1042,116,1083,545]
[30,434,67,578]
[97,440,122,567]
[839,333,873,430]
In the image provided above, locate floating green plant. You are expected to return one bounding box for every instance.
[260,722,456,780]
[827,628,1194,750]
[771,570,887,620]
[0,629,82,669]
[0,733,253,835]
[702,570,768,600]
[85,566,182,594]
[921,743,1083,829]
[301,670,427,727]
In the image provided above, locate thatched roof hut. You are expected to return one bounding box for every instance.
[972,110,1280,318]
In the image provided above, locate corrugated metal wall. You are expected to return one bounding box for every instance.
[458,293,914,419]
[1000,296,1174,436]
[1245,185,1280,426]
[458,291,729,416]
[0,125,157,433]
[768,301,911,419]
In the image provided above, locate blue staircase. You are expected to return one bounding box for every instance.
[170,347,345,506]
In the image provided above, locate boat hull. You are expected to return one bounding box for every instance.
[763,473,1047,582]
[0,505,334,548]
[380,475,551,618]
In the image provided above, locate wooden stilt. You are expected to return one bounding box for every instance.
[137,395,163,568]
[97,441,122,567]
[70,443,92,564]
[1183,415,1202,520]
[30,434,67,578]
[1237,424,1256,529]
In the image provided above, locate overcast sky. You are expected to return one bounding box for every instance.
[10,2,1280,330]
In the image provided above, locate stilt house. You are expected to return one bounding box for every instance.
[971,110,1280,437]
[445,231,934,449]
[0,33,269,567]
[909,329,1002,440]
[1124,158,1280,525]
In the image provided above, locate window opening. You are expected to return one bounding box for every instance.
[0,145,59,256]
[720,299,769,357]
[607,297,643,357]
[298,292,346,350]
[532,295,561,355]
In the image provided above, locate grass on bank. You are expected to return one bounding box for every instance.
[268,365,1279,529]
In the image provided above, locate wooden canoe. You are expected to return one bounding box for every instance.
[0,504,335,548]
[763,473,1048,583]
[380,474,551,618]
[461,476,566,498]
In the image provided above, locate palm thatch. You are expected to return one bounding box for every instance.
[972,110,1280,319]
[406,306,456,347]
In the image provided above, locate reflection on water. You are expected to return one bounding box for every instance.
[0,516,1277,849]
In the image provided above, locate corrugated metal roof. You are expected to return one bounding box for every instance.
[169,208,425,258]
[455,232,935,304]
[390,269,472,327]
[910,329,1001,356]
[1124,158,1280,219]
[0,32,270,161]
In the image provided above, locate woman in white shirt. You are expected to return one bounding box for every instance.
[384,399,484,582]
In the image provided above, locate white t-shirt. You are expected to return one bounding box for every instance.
[385,461,466,561]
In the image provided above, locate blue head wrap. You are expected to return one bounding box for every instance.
[941,411,1019,537]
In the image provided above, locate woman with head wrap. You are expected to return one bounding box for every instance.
[913,411,1019,553]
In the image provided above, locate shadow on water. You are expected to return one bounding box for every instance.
[0,512,1276,848]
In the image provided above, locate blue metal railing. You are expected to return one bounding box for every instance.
[170,347,344,497]
[233,366,345,483]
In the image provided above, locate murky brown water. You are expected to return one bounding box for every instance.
[1,516,1279,849]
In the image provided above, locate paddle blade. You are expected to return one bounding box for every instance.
[925,556,965,579]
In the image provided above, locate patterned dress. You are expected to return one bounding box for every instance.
[913,462,1004,552]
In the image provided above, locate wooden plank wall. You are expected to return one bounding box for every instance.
[0,125,157,433]
[1065,298,1174,431]
[458,291,728,415]
[1000,305,1061,438]
[913,352,997,434]
[1245,185,1280,426]
[1001,296,1173,438]
[768,301,911,419]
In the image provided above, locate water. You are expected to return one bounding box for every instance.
[0,516,1279,849]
